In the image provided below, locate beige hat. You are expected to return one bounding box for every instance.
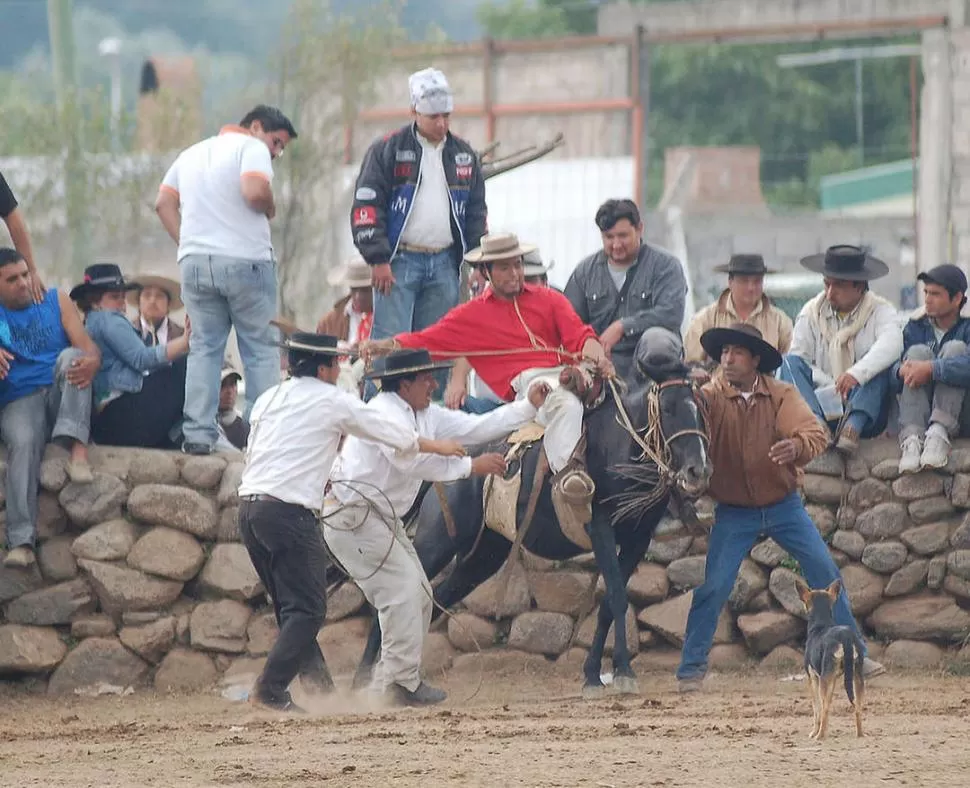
[221,365,242,385]
[327,255,372,290]
[127,273,183,311]
[463,232,536,265]
[523,249,554,277]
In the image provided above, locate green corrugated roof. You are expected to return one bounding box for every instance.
[819,159,917,210]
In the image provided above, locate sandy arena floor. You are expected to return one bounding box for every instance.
[0,657,968,788]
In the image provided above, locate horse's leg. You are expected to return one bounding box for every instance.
[429,529,511,619]
[352,606,382,689]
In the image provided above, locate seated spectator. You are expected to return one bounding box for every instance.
[895,264,970,472]
[0,248,99,568]
[72,264,191,450]
[216,365,250,451]
[128,273,185,346]
[523,250,554,287]
[316,256,373,398]
[684,253,793,381]
[779,245,902,454]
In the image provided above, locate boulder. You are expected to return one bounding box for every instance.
[868,594,970,642]
[801,474,846,505]
[637,591,733,647]
[947,549,970,580]
[871,459,900,480]
[948,448,970,473]
[951,473,970,508]
[829,548,850,568]
[805,451,845,477]
[217,507,240,543]
[530,571,595,616]
[884,639,944,668]
[463,562,531,618]
[951,514,970,549]
[0,564,45,604]
[944,574,970,600]
[326,582,366,622]
[47,637,149,694]
[246,613,279,656]
[71,520,140,562]
[507,612,573,656]
[831,530,865,560]
[835,505,858,530]
[858,439,908,470]
[861,542,908,574]
[728,559,767,612]
[768,567,806,619]
[750,538,788,568]
[123,611,161,625]
[119,617,176,664]
[128,451,180,485]
[927,555,947,590]
[39,455,69,493]
[892,471,945,501]
[909,497,956,525]
[883,559,929,597]
[847,479,891,510]
[180,456,228,490]
[126,527,205,582]
[36,492,68,540]
[316,616,370,675]
[855,503,908,540]
[901,522,952,556]
[197,544,262,601]
[4,578,96,626]
[190,599,252,653]
[840,564,886,616]
[575,606,639,656]
[126,484,218,539]
[447,612,498,652]
[71,615,116,639]
[736,610,802,655]
[423,631,458,676]
[217,462,245,507]
[708,643,750,670]
[666,555,706,590]
[154,649,219,692]
[58,474,128,528]
[747,589,773,612]
[626,563,669,606]
[87,446,132,481]
[77,559,183,615]
[805,505,836,538]
[37,535,78,581]
[0,625,67,673]
[647,535,692,564]
[760,645,803,671]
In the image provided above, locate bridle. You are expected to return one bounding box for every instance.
[653,378,710,453]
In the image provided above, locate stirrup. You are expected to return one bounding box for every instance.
[552,467,595,551]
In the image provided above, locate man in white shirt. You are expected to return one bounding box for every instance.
[237,333,464,713]
[155,105,297,457]
[324,348,549,706]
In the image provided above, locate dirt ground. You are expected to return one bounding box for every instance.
[0,656,968,788]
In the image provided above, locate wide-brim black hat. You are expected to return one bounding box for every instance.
[279,331,342,356]
[365,348,454,380]
[69,263,139,301]
[799,244,889,281]
[700,323,782,373]
[713,253,776,275]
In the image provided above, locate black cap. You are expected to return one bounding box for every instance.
[917,264,968,296]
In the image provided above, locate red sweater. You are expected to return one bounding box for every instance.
[396,285,597,400]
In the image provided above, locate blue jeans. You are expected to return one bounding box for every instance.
[462,395,502,414]
[677,492,865,679]
[368,248,460,398]
[180,255,280,448]
[779,354,890,437]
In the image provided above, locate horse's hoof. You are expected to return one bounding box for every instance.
[582,683,607,700]
[612,675,640,696]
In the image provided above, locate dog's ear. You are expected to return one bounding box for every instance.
[795,578,812,607]
[826,579,841,599]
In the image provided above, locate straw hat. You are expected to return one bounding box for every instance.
[127,273,183,311]
[463,232,536,265]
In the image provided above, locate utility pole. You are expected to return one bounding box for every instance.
[47,0,91,275]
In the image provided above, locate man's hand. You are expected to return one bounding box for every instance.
[599,320,625,355]
[67,353,99,389]
[357,337,396,363]
[470,453,508,477]
[28,271,46,304]
[371,262,395,296]
[688,366,711,385]
[768,438,800,466]
[835,372,860,400]
[0,348,13,380]
[593,355,615,379]
[444,376,467,410]
[528,381,552,409]
[419,438,466,457]
[900,359,934,389]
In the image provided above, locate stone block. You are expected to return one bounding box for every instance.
[768,567,805,619]
[127,527,205,582]
[37,535,78,582]
[901,522,952,556]
[638,590,733,647]
[801,474,846,505]
[883,559,929,597]
[840,564,885,616]
[128,450,180,486]
[868,594,970,642]
[861,542,908,574]
[217,462,245,507]
[892,472,946,501]
[190,599,252,653]
[750,538,788,568]
[927,555,947,590]
[154,649,219,692]
[463,562,531,619]
[626,563,669,606]
[855,503,908,539]
[728,559,767,613]
[197,544,263,601]
[909,497,956,525]
[4,578,96,626]
[77,559,183,615]
[246,612,279,656]
[180,456,229,491]
[71,520,140,562]
[0,625,67,673]
[126,484,218,539]
[831,530,865,560]
[507,612,574,656]
[0,564,45,604]
[884,640,944,669]
[847,479,891,510]
[805,505,836,538]
[666,555,706,590]
[530,571,595,616]
[58,474,128,528]
[119,617,176,664]
[447,612,498,652]
[736,611,802,655]
[574,606,639,656]
[71,615,116,639]
[47,637,149,694]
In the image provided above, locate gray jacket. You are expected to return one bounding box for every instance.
[564,243,686,359]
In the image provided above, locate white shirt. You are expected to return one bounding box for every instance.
[161,127,275,262]
[332,392,537,518]
[344,298,364,345]
[139,316,170,346]
[607,262,628,291]
[399,134,453,249]
[238,377,421,512]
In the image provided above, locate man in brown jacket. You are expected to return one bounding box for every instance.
[676,323,883,691]
[316,257,373,347]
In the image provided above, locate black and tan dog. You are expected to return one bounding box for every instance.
[797,579,865,740]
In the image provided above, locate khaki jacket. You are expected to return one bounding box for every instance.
[316,294,352,340]
[684,290,793,364]
[701,374,828,508]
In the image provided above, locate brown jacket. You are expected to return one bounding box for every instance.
[685,290,793,365]
[701,373,828,508]
[316,294,351,339]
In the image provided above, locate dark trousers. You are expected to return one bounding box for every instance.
[238,498,334,701]
[92,358,187,449]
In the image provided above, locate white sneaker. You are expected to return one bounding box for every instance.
[3,546,35,568]
[898,436,923,474]
[921,428,950,469]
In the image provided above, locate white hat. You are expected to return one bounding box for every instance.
[523,249,554,277]
[409,67,454,115]
[327,254,372,290]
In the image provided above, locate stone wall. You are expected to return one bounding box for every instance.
[3,439,970,697]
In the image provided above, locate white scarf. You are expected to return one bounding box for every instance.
[807,290,889,378]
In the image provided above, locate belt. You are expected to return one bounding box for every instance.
[240,493,286,504]
[398,243,453,254]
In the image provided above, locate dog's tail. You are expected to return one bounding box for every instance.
[842,633,864,704]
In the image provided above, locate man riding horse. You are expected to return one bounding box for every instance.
[360,231,615,530]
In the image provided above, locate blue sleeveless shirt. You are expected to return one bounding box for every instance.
[0,288,68,406]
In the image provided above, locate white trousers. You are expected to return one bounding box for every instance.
[512,366,583,473]
[321,503,432,692]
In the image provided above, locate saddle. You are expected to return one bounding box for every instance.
[558,363,608,411]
